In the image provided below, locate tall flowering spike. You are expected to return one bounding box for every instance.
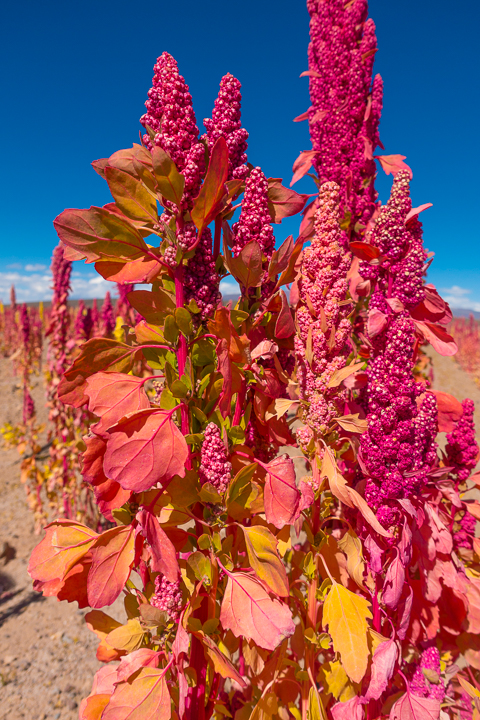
[74,301,93,342]
[151,575,182,623]
[23,385,35,424]
[361,315,438,528]
[199,423,232,494]
[307,0,382,227]
[232,167,274,258]
[203,73,249,180]
[47,244,72,374]
[20,304,30,350]
[445,399,479,483]
[90,299,100,334]
[359,170,427,308]
[410,646,445,702]
[183,227,221,322]
[294,182,352,452]
[10,284,16,311]
[101,291,116,337]
[140,52,204,207]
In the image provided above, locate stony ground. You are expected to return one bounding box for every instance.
[0,349,479,719]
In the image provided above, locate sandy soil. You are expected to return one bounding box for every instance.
[0,349,479,719]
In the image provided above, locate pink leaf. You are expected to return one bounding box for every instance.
[365,639,398,700]
[102,667,171,720]
[389,689,441,720]
[293,108,311,122]
[263,455,301,529]
[383,553,405,609]
[331,696,364,720]
[397,586,413,640]
[267,179,309,222]
[290,150,317,186]
[375,154,413,178]
[104,409,188,492]
[220,571,295,650]
[137,509,179,583]
[405,203,432,224]
[116,648,160,683]
[85,372,150,436]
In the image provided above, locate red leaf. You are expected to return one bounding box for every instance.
[365,639,398,701]
[268,235,294,280]
[191,136,228,234]
[429,390,463,432]
[405,203,432,224]
[53,206,150,264]
[116,649,160,683]
[267,179,309,222]
[414,321,458,356]
[226,240,264,289]
[216,338,233,419]
[290,150,317,186]
[350,241,380,261]
[102,667,171,720]
[383,553,405,609]
[410,285,452,326]
[58,339,141,408]
[137,509,179,583]
[275,290,295,339]
[219,571,295,650]
[263,455,301,530]
[83,434,131,521]
[104,409,188,492]
[95,255,162,285]
[87,525,136,608]
[375,154,413,178]
[389,689,441,719]
[57,557,92,608]
[127,289,175,324]
[367,307,388,338]
[85,372,150,436]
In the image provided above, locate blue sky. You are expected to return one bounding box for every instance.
[1,0,478,310]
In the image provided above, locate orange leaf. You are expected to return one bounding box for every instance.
[290,151,317,186]
[220,570,295,650]
[374,154,412,178]
[28,519,97,587]
[102,667,171,720]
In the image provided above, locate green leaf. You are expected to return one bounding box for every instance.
[175,307,193,337]
[199,483,223,504]
[159,387,177,410]
[164,315,179,344]
[187,551,212,585]
[228,463,258,504]
[192,339,215,367]
[170,379,189,398]
[151,147,185,208]
[128,288,175,324]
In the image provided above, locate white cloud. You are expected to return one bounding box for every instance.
[6,263,22,270]
[0,268,117,304]
[220,280,240,296]
[441,286,480,313]
[24,263,47,272]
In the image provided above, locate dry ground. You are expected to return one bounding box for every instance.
[0,349,479,719]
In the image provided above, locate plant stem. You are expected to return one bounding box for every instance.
[213,217,222,261]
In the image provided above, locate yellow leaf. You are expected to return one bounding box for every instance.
[105,618,145,653]
[458,675,480,699]
[337,529,365,589]
[241,525,289,597]
[321,660,355,702]
[328,361,365,388]
[308,686,327,720]
[323,581,372,683]
[320,447,353,509]
[249,691,278,720]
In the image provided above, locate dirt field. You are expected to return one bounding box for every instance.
[0,349,479,719]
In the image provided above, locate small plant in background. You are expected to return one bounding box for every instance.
[9,1,480,718]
